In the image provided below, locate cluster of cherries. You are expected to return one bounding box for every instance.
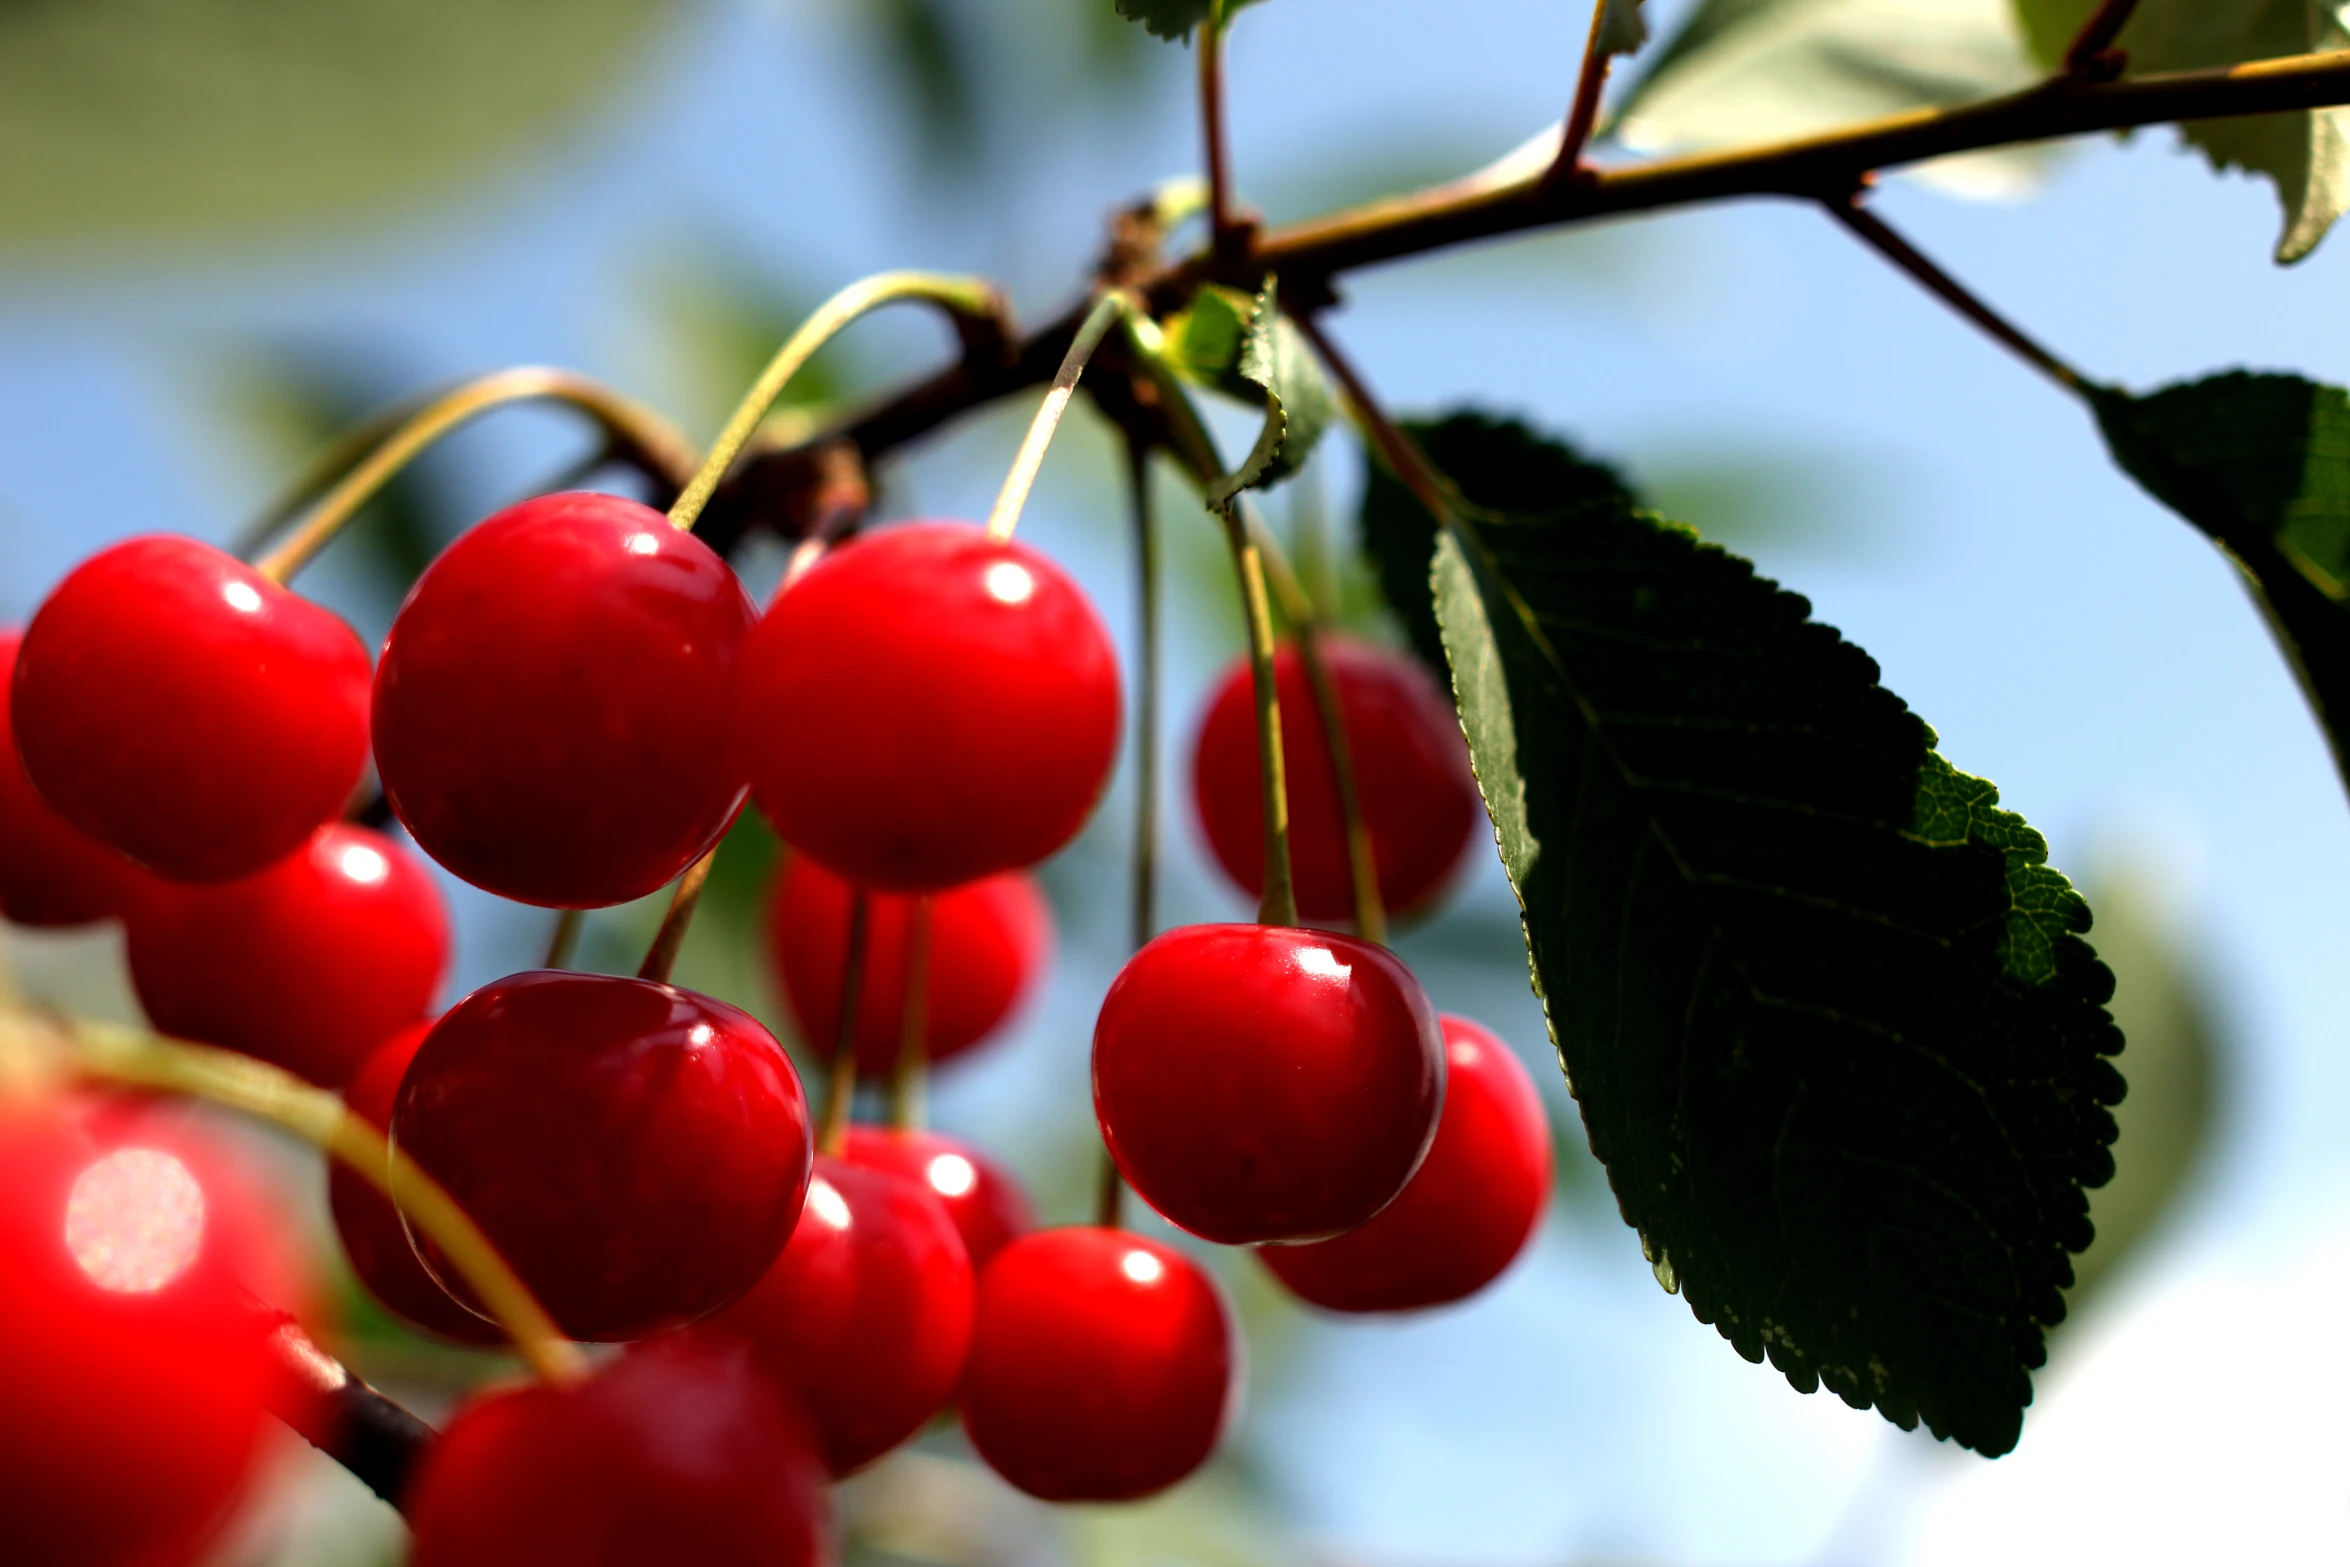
[0,482,1553,1565]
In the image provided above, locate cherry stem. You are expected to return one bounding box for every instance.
[65,1022,585,1385]
[2065,0,2140,76]
[817,888,872,1157]
[668,271,1006,536]
[983,290,1135,543]
[1252,523,1388,942]
[1546,0,1617,185]
[636,846,719,986]
[1826,193,2097,400]
[887,897,933,1134]
[1200,4,1241,265]
[542,907,582,970]
[1120,318,1299,928]
[250,368,698,584]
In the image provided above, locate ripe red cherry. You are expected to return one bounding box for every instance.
[1192,635,1481,923]
[127,824,449,1088]
[0,628,150,927]
[840,1125,1033,1269]
[1094,923,1444,1244]
[0,1102,290,1567]
[407,1333,833,1567]
[767,856,1052,1075]
[392,971,812,1341]
[328,1021,502,1346]
[12,535,370,883]
[1260,1015,1552,1311]
[700,1154,974,1476]
[736,521,1121,891]
[960,1227,1236,1502]
[373,492,757,908]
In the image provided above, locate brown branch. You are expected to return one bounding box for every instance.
[2066,0,2142,80]
[1827,192,2097,398]
[1201,9,1242,267]
[1547,0,1619,184]
[257,1304,435,1514]
[726,48,2350,508]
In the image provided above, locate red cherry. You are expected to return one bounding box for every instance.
[373,492,757,908]
[392,971,812,1341]
[0,628,150,926]
[735,521,1121,891]
[1093,923,1444,1244]
[766,856,1051,1076]
[407,1333,834,1567]
[960,1227,1236,1502]
[328,1021,503,1345]
[0,1102,289,1567]
[1259,1015,1552,1311]
[127,824,449,1088]
[11,535,370,884]
[700,1154,973,1476]
[839,1125,1033,1270]
[1192,635,1481,923]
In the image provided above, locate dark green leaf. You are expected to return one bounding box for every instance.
[1111,0,1264,42]
[2090,372,2350,781]
[1359,412,1631,671]
[1406,420,2121,1455]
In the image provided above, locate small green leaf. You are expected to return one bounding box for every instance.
[2090,371,2350,780]
[1396,416,2122,1455]
[2014,0,2350,262]
[1614,0,2049,199]
[1358,412,1631,671]
[1182,279,1333,505]
[1598,0,1651,57]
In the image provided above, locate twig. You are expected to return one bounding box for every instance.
[2066,0,2142,79]
[1201,7,1241,266]
[1827,192,2097,398]
[1546,0,1618,184]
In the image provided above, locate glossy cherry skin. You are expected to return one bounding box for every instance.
[328,1022,503,1345]
[12,535,371,883]
[373,492,758,908]
[839,1125,1034,1270]
[392,971,812,1342]
[736,521,1121,892]
[699,1154,973,1476]
[1193,635,1481,924]
[961,1227,1236,1502]
[1260,1016,1552,1311]
[127,824,450,1088]
[407,1333,834,1567]
[0,1102,292,1567]
[1094,923,1445,1244]
[767,856,1052,1076]
[0,628,150,926]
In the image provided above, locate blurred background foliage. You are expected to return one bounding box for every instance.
[0,0,2264,1562]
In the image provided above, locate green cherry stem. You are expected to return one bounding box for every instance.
[887,897,933,1134]
[817,888,873,1157]
[67,1021,585,1386]
[542,908,583,971]
[251,367,698,585]
[636,845,720,986]
[1121,317,1301,927]
[668,271,1006,535]
[1251,524,1388,942]
[983,290,1135,543]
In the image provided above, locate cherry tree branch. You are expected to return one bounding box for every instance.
[1546,0,1619,184]
[2067,0,2143,79]
[257,1303,435,1514]
[707,46,2350,510]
